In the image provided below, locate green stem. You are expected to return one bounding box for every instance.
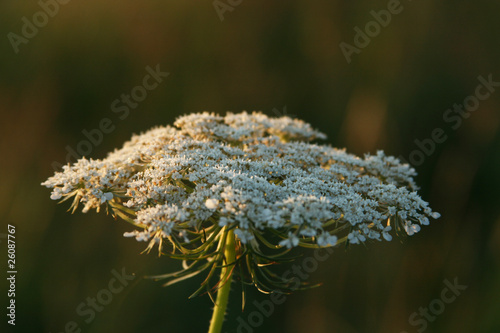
[208,229,236,333]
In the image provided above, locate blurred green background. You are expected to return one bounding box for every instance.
[1,0,499,332]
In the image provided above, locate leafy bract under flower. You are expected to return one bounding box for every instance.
[42,111,439,294]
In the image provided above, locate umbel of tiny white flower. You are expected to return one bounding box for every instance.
[42,111,440,301]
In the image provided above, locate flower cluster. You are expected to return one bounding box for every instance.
[42,111,439,294]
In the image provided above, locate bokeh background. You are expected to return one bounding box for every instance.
[1,1,499,332]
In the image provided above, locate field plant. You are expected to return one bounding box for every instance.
[43,111,439,333]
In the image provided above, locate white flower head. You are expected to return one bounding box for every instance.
[348,231,366,244]
[404,222,421,236]
[381,225,392,241]
[50,188,63,200]
[234,228,254,243]
[279,232,300,249]
[100,192,113,203]
[317,233,338,247]
[432,212,441,219]
[205,198,219,210]
[42,111,439,294]
[42,111,439,249]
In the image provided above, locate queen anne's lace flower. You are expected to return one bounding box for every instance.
[42,111,439,293]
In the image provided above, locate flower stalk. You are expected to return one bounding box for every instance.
[208,228,236,333]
